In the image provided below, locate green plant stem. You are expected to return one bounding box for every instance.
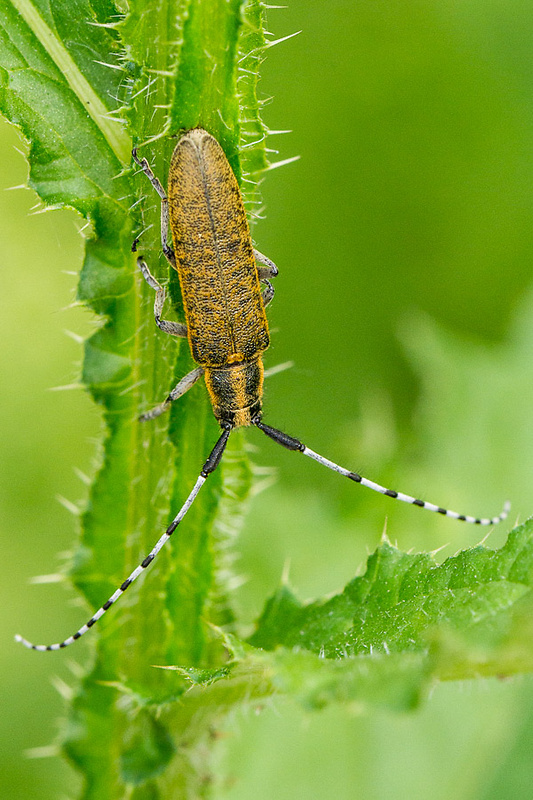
[62,1,267,798]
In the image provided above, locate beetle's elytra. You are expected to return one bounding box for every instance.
[169,129,269,428]
[16,128,509,651]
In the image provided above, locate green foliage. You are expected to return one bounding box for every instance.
[1,0,261,796]
[175,519,533,715]
[3,0,533,799]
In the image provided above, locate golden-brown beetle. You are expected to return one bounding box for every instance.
[16,129,509,651]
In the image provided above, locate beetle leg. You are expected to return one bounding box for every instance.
[132,148,176,268]
[139,367,204,422]
[254,250,277,307]
[137,257,187,337]
[261,279,275,308]
[159,195,176,268]
[254,249,279,279]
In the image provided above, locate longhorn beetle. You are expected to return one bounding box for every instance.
[16,128,510,651]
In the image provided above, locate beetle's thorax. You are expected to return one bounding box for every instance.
[203,359,264,428]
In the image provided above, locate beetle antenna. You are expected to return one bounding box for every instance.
[15,428,231,651]
[254,420,510,525]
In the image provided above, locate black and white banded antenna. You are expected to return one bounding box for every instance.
[15,420,509,652]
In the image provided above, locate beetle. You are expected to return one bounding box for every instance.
[16,128,509,651]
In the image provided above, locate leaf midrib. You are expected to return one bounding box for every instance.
[10,0,131,163]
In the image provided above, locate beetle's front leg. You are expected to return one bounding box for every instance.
[137,257,187,337]
[132,149,176,268]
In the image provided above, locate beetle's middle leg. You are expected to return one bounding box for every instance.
[132,149,176,268]
[254,250,278,308]
[254,249,278,280]
[139,367,204,422]
[261,279,275,308]
[138,257,187,337]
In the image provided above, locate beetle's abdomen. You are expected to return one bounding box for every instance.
[168,129,269,367]
[204,360,264,428]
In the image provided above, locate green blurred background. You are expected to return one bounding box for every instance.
[3,0,533,797]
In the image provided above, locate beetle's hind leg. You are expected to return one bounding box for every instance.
[137,257,187,338]
[132,149,176,268]
[140,367,204,422]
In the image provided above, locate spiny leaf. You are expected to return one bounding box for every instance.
[0,0,131,204]
[142,520,533,717]
[5,0,268,797]
[250,521,533,659]
[240,520,533,711]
